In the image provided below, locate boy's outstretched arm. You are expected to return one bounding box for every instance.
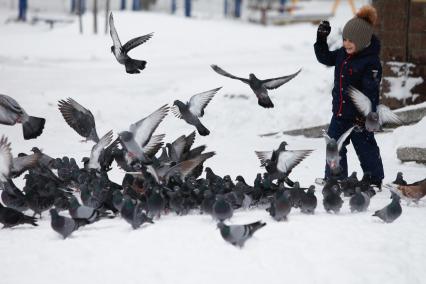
[362,59,382,112]
[314,21,338,66]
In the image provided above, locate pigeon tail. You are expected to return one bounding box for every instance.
[22,116,45,140]
[126,59,147,74]
[23,215,38,226]
[258,97,274,108]
[196,123,210,136]
[247,221,266,235]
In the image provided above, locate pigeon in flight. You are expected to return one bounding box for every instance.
[0,135,12,182]
[86,130,114,171]
[255,142,313,181]
[109,12,153,74]
[217,220,266,247]
[119,104,169,165]
[323,126,354,175]
[0,94,45,140]
[348,86,403,132]
[211,65,301,108]
[171,87,221,136]
[58,98,99,143]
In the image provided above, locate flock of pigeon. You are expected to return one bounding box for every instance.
[0,12,424,248]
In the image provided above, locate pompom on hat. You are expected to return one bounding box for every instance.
[342,5,378,52]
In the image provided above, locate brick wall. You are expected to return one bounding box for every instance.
[373,0,426,108]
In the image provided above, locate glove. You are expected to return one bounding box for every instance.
[317,20,331,43]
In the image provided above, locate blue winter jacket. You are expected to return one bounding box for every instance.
[314,35,382,120]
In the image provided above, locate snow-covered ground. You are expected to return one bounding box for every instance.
[0,1,425,284]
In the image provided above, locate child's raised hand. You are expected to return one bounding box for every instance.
[317,20,331,42]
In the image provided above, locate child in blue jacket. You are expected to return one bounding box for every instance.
[314,5,384,188]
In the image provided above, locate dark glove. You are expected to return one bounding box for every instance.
[317,20,331,43]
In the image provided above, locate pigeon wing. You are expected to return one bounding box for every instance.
[130,104,169,148]
[122,33,154,53]
[262,69,302,90]
[184,131,196,152]
[0,136,12,181]
[171,105,183,119]
[211,65,249,83]
[276,150,313,174]
[164,152,215,182]
[109,12,123,57]
[89,130,113,168]
[0,94,23,115]
[142,134,165,157]
[336,126,354,152]
[58,98,98,142]
[254,151,273,167]
[348,86,372,116]
[170,135,186,162]
[188,87,221,117]
[10,153,40,178]
[377,105,403,126]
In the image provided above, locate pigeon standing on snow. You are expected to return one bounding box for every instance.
[212,195,233,221]
[323,126,354,175]
[109,12,153,74]
[348,86,403,132]
[372,192,402,223]
[392,172,407,186]
[0,94,45,140]
[58,98,99,143]
[267,190,292,221]
[0,202,37,228]
[349,188,370,213]
[171,87,221,136]
[323,185,343,214]
[211,65,301,108]
[300,186,317,214]
[49,208,87,239]
[217,221,266,247]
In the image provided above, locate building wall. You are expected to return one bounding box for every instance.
[373,0,426,108]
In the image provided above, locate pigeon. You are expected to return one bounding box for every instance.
[0,202,37,228]
[171,87,221,136]
[392,172,407,186]
[323,126,354,175]
[267,190,291,221]
[120,197,153,229]
[68,196,109,224]
[118,104,169,165]
[349,188,370,212]
[217,221,266,247]
[348,86,403,132]
[200,190,216,214]
[146,188,165,219]
[372,192,402,223]
[211,65,301,108]
[255,142,313,181]
[58,98,99,143]
[212,195,233,221]
[0,135,12,182]
[323,185,343,213]
[31,147,55,168]
[109,12,153,74]
[86,130,114,171]
[49,208,87,239]
[0,94,45,140]
[300,185,317,214]
[10,152,41,178]
[385,177,426,204]
[1,179,28,212]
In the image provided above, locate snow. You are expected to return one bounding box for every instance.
[0,1,425,284]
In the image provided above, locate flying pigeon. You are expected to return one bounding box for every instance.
[58,98,99,143]
[0,136,12,182]
[323,126,354,175]
[171,87,221,136]
[211,65,301,108]
[86,130,114,171]
[217,220,266,247]
[0,94,45,140]
[109,12,153,74]
[348,86,403,132]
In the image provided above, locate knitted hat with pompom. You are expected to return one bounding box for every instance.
[342,5,378,52]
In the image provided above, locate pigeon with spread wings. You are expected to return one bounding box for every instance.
[323,126,354,175]
[171,87,221,136]
[109,12,153,74]
[211,65,301,108]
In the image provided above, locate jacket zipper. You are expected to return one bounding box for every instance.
[337,54,352,116]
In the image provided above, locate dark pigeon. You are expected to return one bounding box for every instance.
[392,172,407,186]
[323,185,343,214]
[120,197,153,229]
[0,202,37,228]
[212,195,233,221]
[211,64,301,108]
[109,12,153,74]
[373,192,402,223]
[171,87,221,136]
[1,179,28,212]
[58,98,99,143]
[267,190,291,221]
[86,130,114,171]
[49,208,87,239]
[218,220,266,247]
[0,94,45,140]
[300,185,317,214]
[349,188,370,213]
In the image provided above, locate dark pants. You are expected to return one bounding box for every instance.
[325,116,384,183]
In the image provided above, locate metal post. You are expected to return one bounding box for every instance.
[171,0,177,14]
[121,0,126,10]
[234,0,242,18]
[18,0,27,21]
[224,0,228,17]
[185,0,191,17]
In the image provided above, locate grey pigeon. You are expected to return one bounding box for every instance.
[0,94,45,140]
[267,190,291,221]
[1,179,28,212]
[300,185,317,214]
[109,12,153,74]
[212,195,233,221]
[323,126,354,175]
[255,142,313,181]
[323,185,343,213]
[349,187,370,213]
[0,135,12,182]
[171,87,221,136]
[119,104,169,165]
[31,147,55,168]
[146,188,165,219]
[86,130,114,171]
[58,98,99,143]
[0,202,37,228]
[348,86,403,132]
[120,197,153,229]
[49,208,87,239]
[217,220,266,247]
[10,152,40,178]
[211,65,301,108]
[373,192,402,223]
[68,196,109,224]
